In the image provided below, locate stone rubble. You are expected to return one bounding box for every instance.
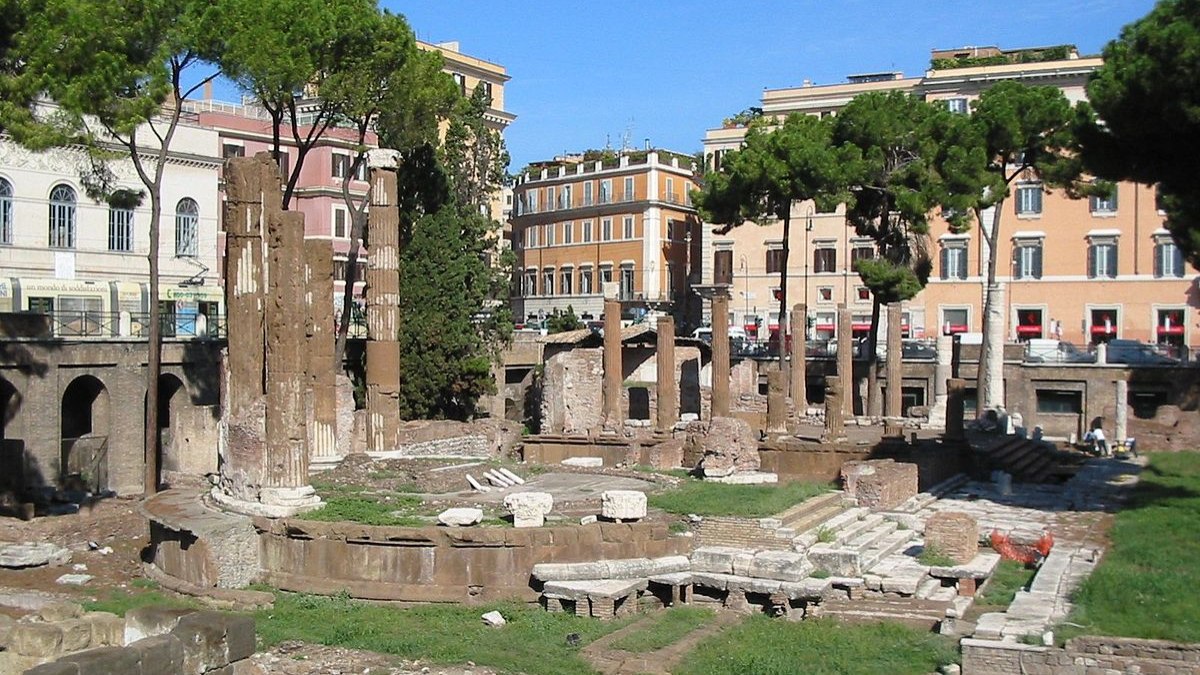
[503,491,554,528]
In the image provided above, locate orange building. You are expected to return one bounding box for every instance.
[510,150,702,326]
[700,46,1196,357]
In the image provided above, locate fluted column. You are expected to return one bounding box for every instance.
[365,150,402,453]
[305,239,339,470]
[884,303,904,437]
[790,303,807,416]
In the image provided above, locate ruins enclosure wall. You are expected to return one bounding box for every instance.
[962,636,1200,675]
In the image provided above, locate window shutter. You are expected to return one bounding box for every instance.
[1032,245,1043,279]
[1088,244,1096,278]
[940,246,949,280]
[1033,189,1042,213]
[1110,186,1118,211]
[1154,244,1163,278]
[1107,245,1118,277]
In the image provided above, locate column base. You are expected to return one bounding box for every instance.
[308,455,345,474]
[208,485,323,519]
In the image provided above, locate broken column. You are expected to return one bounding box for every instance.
[656,315,678,431]
[884,303,904,437]
[790,302,807,416]
[979,281,1006,411]
[946,377,966,442]
[823,375,846,443]
[836,303,853,417]
[767,370,787,434]
[602,288,623,429]
[213,153,320,517]
[711,291,731,418]
[1115,379,1128,443]
[365,150,402,453]
[305,239,339,471]
[927,333,954,428]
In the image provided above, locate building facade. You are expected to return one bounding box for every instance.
[510,150,702,325]
[700,46,1197,356]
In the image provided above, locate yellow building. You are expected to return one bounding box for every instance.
[701,46,1196,357]
[510,150,702,325]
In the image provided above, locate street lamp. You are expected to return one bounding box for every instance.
[739,254,749,334]
[803,205,814,314]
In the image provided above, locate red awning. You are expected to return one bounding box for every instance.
[1091,325,1117,334]
[1016,325,1042,335]
[851,323,871,331]
[1157,325,1185,335]
[743,324,757,331]
[944,324,969,334]
[815,323,835,332]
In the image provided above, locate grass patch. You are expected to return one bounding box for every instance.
[649,480,829,518]
[816,525,837,543]
[83,588,199,616]
[631,465,693,479]
[1059,452,1200,643]
[256,592,631,675]
[668,521,691,535]
[611,607,715,653]
[977,559,1035,608]
[299,495,427,527]
[916,544,956,568]
[676,616,958,675]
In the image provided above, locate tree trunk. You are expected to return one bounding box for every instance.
[143,190,162,496]
[976,202,1006,412]
[334,210,367,366]
[865,295,882,417]
[777,209,791,372]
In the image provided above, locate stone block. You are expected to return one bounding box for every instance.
[125,606,193,645]
[223,615,256,662]
[130,633,186,674]
[174,611,231,672]
[696,417,760,477]
[58,619,93,653]
[60,646,142,673]
[0,613,12,648]
[503,491,554,528]
[37,602,84,623]
[841,459,918,510]
[438,507,483,527]
[21,661,79,675]
[54,574,93,586]
[601,490,647,521]
[85,612,125,647]
[925,512,979,565]
[11,623,64,658]
[0,542,71,568]
[561,457,603,468]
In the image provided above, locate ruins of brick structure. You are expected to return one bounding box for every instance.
[365,149,403,452]
[695,416,760,477]
[711,292,732,417]
[766,370,787,434]
[924,511,979,565]
[305,239,340,471]
[840,459,918,510]
[213,153,320,517]
[884,303,904,437]
[947,377,967,441]
[656,316,678,430]
[823,375,847,443]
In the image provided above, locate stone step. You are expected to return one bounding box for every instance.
[841,518,897,551]
[792,506,867,551]
[825,512,884,546]
[860,529,919,572]
[776,491,843,527]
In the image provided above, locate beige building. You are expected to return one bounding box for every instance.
[510,150,702,325]
[700,46,1196,357]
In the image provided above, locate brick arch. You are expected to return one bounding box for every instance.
[60,374,110,491]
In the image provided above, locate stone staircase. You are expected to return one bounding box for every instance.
[976,436,1070,483]
[804,511,919,577]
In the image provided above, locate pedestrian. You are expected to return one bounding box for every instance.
[1091,426,1109,457]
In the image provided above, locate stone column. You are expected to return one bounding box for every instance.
[602,290,623,429]
[305,239,339,471]
[489,361,507,420]
[790,303,807,416]
[1115,379,1128,442]
[884,303,904,437]
[926,333,954,428]
[767,370,787,434]
[656,315,678,431]
[979,281,1006,411]
[946,377,966,441]
[823,375,846,443]
[365,151,402,453]
[836,303,853,417]
[711,292,731,418]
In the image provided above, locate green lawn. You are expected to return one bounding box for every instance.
[1060,452,1200,643]
[83,584,200,616]
[649,480,830,518]
[675,616,958,675]
[255,592,631,675]
[977,559,1036,608]
[610,606,715,653]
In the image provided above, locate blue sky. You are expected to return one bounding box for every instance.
[386,0,1157,172]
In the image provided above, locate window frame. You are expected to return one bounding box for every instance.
[0,177,12,245]
[1087,237,1118,279]
[174,197,200,258]
[1015,182,1043,216]
[48,184,77,249]
[108,205,134,252]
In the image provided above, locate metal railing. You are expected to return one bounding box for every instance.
[29,311,227,340]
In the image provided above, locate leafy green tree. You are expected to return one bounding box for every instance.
[0,0,39,139]
[216,0,377,207]
[833,91,942,413]
[694,113,850,370]
[545,306,583,334]
[1079,0,1200,267]
[933,81,1084,412]
[442,84,511,216]
[3,0,222,494]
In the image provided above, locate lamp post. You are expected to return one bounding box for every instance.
[739,254,749,340]
[803,206,814,324]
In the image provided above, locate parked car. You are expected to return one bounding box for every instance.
[1025,339,1096,364]
[1105,339,1179,365]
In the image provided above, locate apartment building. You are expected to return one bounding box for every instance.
[510,150,702,325]
[700,46,1196,356]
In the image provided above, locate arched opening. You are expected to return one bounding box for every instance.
[60,375,110,492]
[0,377,22,493]
[155,373,187,486]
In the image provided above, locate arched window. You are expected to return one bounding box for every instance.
[174,198,198,257]
[0,178,12,245]
[49,184,76,248]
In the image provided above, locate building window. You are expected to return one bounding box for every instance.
[48,184,77,249]
[599,179,612,204]
[856,287,870,302]
[941,307,970,335]
[623,216,634,239]
[1013,238,1043,279]
[1155,238,1185,278]
[813,246,837,274]
[175,197,199,257]
[522,269,536,297]
[277,150,290,179]
[560,185,572,209]
[108,205,133,252]
[1088,237,1118,279]
[527,189,539,214]
[623,176,634,202]
[563,221,573,244]
[222,143,244,159]
[525,225,538,248]
[582,220,593,243]
[601,218,613,241]
[1090,308,1119,343]
[850,245,874,270]
[940,241,968,280]
[0,177,12,245]
[619,265,635,300]
[665,177,677,203]
[546,186,556,211]
[600,265,613,285]
[1015,308,1044,341]
[334,208,348,238]
[817,287,833,302]
[542,268,554,296]
[1015,183,1043,216]
[579,267,593,295]
[560,269,573,295]
[332,153,350,179]
[583,182,593,207]
[714,249,733,285]
[1156,308,1186,356]
[1089,184,1118,214]
[545,222,555,246]
[946,97,968,114]
[452,72,467,96]
[766,248,784,274]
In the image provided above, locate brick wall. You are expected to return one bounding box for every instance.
[962,636,1200,675]
[696,516,791,551]
[841,459,918,510]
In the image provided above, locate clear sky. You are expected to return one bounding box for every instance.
[385,0,1157,172]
